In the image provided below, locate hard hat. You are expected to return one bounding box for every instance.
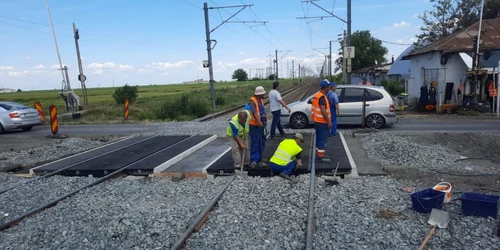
[255,86,266,95]
[293,133,304,142]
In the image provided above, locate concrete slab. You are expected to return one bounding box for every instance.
[342,133,388,176]
[155,138,229,178]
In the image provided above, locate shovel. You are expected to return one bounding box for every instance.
[325,162,340,185]
[418,208,450,250]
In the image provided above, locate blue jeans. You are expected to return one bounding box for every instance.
[330,113,337,136]
[270,110,285,138]
[270,161,297,175]
[249,124,266,162]
[315,122,329,156]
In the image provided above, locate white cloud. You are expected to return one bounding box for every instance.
[238,51,245,55]
[383,21,411,30]
[50,64,61,69]
[0,66,15,71]
[33,64,45,69]
[146,60,193,71]
[86,62,133,74]
[240,57,267,66]
[24,56,31,60]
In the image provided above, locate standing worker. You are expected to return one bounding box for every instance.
[489,80,498,112]
[359,77,371,86]
[269,81,291,139]
[248,86,268,168]
[269,133,305,183]
[311,79,332,163]
[327,82,340,137]
[226,106,251,169]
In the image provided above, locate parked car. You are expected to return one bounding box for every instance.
[280,85,399,129]
[0,101,42,134]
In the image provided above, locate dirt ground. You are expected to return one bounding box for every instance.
[382,133,500,195]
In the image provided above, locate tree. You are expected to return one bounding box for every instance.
[112,84,138,104]
[268,74,276,80]
[334,30,388,72]
[16,89,22,92]
[231,69,248,82]
[417,0,500,45]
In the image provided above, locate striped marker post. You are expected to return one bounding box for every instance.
[35,102,45,123]
[124,98,129,120]
[49,105,58,135]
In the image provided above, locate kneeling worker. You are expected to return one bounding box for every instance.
[226,107,251,169]
[269,133,305,182]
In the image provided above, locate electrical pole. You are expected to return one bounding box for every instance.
[292,60,295,83]
[329,40,333,79]
[275,49,278,80]
[342,31,347,84]
[275,50,292,80]
[203,2,266,110]
[297,0,351,83]
[298,64,301,82]
[73,22,88,105]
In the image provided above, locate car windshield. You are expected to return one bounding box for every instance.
[0,103,29,111]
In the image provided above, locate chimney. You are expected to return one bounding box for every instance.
[391,56,395,63]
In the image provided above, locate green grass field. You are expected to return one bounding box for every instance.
[0,79,297,123]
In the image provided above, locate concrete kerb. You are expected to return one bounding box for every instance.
[152,135,218,175]
[339,132,359,178]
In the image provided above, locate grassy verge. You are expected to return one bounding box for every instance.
[1,79,296,124]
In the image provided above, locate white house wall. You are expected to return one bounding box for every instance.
[408,52,468,106]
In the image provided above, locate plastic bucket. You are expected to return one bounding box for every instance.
[461,192,500,218]
[433,182,452,203]
[410,188,445,213]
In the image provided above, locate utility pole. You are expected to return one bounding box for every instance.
[329,40,333,79]
[275,49,278,80]
[292,60,295,83]
[297,0,351,83]
[275,49,292,80]
[203,2,267,110]
[342,31,347,84]
[298,64,301,82]
[73,22,88,105]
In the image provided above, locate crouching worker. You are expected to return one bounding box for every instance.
[227,106,251,169]
[269,133,305,182]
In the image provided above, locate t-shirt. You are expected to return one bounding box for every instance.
[318,96,327,106]
[268,89,282,112]
[249,99,266,123]
[327,90,339,111]
[229,123,239,138]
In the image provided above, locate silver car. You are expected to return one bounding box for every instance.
[280,85,399,129]
[0,101,42,133]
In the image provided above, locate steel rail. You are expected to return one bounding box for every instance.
[0,134,199,232]
[298,80,317,101]
[0,135,158,195]
[198,79,317,122]
[170,175,236,250]
[305,131,317,250]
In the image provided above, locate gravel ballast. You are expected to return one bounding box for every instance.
[184,175,310,250]
[0,173,25,190]
[0,177,226,250]
[0,176,96,225]
[314,176,499,250]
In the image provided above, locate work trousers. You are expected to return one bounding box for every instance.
[270,110,285,138]
[270,161,297,176]
[249,124,266,163]
[315,122,329,159]
[330,112,337,136]
[229,137,250,169]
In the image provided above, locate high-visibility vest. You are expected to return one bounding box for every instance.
[226,110,251,138]
[359,81,371,86]
[270,139,302,166]
[248,96,265,126]
[311,91,331,123]
[489,83,498,97]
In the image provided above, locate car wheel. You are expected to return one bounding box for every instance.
[365,114,385,129]
[0,124,5,134]
[290,113,308,129]
[22,126,33,131]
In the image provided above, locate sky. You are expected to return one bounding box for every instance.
[0,0,434,91]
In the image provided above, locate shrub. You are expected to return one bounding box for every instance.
[112,84,138,104]
[215,95,226,106]
[380,80,405,96]
[155,94,210,121]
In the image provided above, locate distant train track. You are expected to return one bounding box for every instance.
[198,79,317,122]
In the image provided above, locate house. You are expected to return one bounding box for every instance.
[387,45,414,85]
[350,62,393,86]
[401,17,500,108]
[0,88,16,93]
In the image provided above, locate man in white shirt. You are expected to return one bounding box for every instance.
[269,81,291,139]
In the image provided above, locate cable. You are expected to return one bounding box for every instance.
[0,15,192,52]
[375,38,413,46]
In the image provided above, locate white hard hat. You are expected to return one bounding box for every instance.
[255,86,266,95]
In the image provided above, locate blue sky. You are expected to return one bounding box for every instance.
[0,0,433,90]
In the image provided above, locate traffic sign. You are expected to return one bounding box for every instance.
[203,60,209,68]
[344,46,355,59]
[346,65,352,73]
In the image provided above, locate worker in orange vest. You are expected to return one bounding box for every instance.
[248,86,268,168]
[488,80,498,112]
[311,80,332,163]
[359,77,371,86]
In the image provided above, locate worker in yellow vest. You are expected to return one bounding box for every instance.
[269,133,304,182]
[226,105,251,169]
[359,77,371,86]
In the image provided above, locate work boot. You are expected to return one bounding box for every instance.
[243,162,250,167]
[257,162,267,168]
[317,157,331,163]
[249,162,257,168]
[260,158,268,163]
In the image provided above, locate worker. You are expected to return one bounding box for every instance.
[248,86,268,168]
[489,80,498,112]
[226,106,251,169]
[359,77,371,86]
[269,133,305,182]
[269,81,291,139]
[327,81,340,137]
[311,79,332,163]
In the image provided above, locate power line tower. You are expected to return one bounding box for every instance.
[73,22,88,105]
[297,0,352,84]
[275,49,292,80]
[203,2,267,110]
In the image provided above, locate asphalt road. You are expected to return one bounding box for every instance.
[2,118,500,137]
